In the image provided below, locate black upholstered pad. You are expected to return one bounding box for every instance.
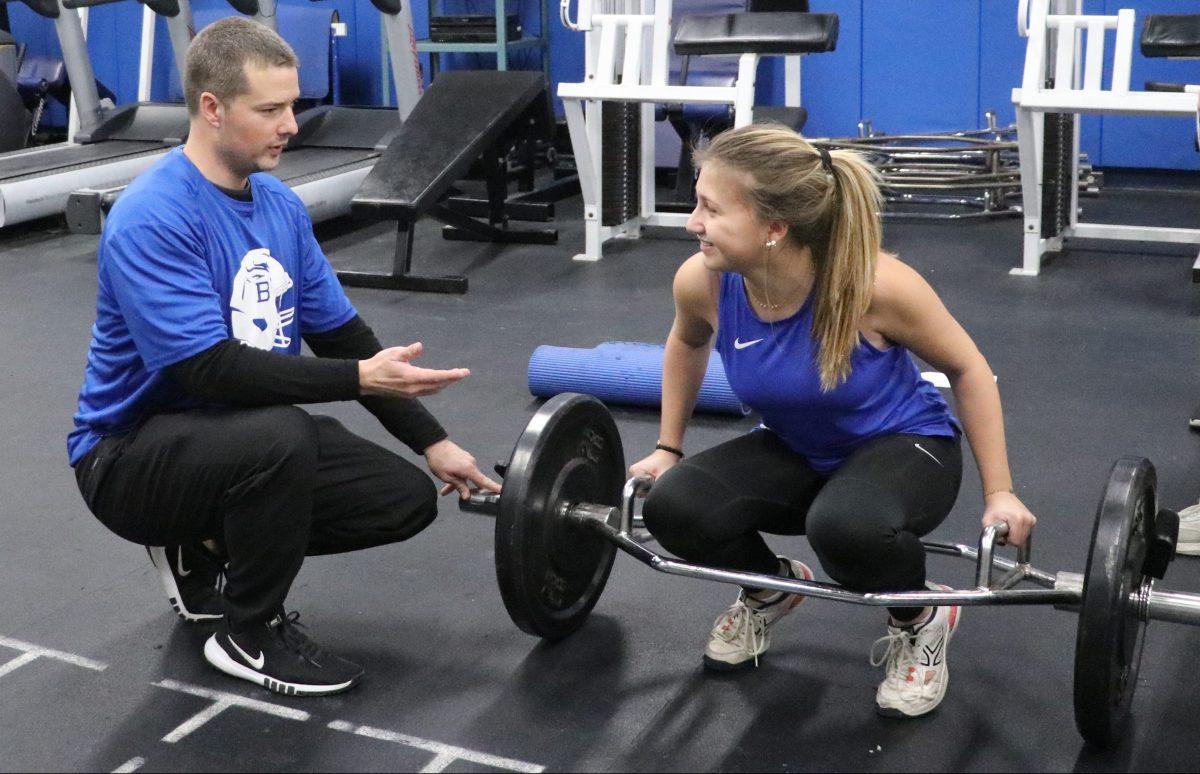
[351,70,546,221]
[673,12,838,56]
[1141,14,1200,58]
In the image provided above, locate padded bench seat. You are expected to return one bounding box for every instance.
[352,70,546,222]
[673,12,838,56]
[1141,14,1200,58]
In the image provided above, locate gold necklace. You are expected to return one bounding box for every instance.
[746,283,782,310]
[745,276,810,311]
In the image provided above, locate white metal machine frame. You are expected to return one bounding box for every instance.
[1011,0,1200,277]
[557,0,803,262]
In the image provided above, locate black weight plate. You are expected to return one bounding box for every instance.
[495,393,624,640]
[1074,457,1155,749]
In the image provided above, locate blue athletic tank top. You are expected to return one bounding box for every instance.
[713,272,961,474]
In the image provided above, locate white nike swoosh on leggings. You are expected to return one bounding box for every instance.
[176,546,191,577]
[228,636,265,670]
[734,337,764,350]
[914,443,943,467]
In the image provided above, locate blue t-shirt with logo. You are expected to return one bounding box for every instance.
[67,147,357,466]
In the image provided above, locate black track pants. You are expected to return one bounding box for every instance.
[74,406,438,630]
[641,430,962,620]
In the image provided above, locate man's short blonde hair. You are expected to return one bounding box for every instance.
[183,16,298,115]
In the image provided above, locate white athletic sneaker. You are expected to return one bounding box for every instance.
[871,583,961,718]
[1177,503,1200,556]
[703,558,814,671]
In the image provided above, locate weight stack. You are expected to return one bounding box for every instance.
[527,342,748,416]
[601,101,641,226]
[1041,109,1074,239]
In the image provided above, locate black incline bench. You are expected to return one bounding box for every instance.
[342,70,556,294]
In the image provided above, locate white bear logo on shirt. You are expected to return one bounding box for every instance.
[230,248,295,351]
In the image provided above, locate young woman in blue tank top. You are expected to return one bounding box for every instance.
[631,125,1037,719]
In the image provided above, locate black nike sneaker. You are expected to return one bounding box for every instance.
[203,611,364,696]
[147,544,225,623]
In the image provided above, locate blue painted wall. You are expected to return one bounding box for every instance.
[7,0,1197,169]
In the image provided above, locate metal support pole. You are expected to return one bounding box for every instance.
[253,0,277,31]
[57,1,104,136]
[380,5,423,119]
[164,0,195,94]
[137,5,154,102]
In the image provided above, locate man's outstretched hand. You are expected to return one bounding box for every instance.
[359,343,469,399]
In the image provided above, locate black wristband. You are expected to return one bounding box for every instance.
[655,442,685,459]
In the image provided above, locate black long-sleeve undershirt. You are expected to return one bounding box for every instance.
[166,315,447,454]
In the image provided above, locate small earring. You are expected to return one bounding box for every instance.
[765,240,777,248]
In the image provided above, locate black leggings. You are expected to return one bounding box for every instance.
[74,406,438,631]
[642,430,962,620]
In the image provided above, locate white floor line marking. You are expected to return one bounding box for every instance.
[327,720,545,773]
[0,635,108,672]
[419,751,459,773]
[153,679,311,743]
[0,651,40,680]
[162,699,234,744]
[112,756,146,773]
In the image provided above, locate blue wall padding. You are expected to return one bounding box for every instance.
[528,342,748,416]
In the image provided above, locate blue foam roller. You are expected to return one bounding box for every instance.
[528,341,748,416]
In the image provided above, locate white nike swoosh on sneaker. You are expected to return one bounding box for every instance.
[228,635,265,670]
[734,337,764,350]
[176,547,191,577]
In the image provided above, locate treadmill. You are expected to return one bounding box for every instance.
[0,0,257,227]
[0,0,221,226]
[65,0,425,234]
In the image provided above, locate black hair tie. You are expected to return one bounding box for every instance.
[817,146,834,174]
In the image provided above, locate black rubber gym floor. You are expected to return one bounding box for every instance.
[2,180,1199,772]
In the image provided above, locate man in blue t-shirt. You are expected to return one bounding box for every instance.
[69,17,500,697]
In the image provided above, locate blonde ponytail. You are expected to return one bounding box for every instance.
[695,125,883,391]
[811,149,882,390]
